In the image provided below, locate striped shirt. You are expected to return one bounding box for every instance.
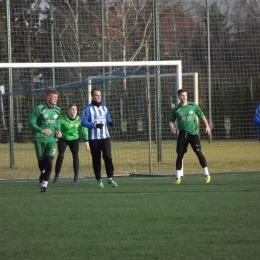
[81,103,112,140]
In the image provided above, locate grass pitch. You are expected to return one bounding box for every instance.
[1,140,260,179]
[1,173,260,260]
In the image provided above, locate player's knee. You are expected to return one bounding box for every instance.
[177,152,185,160]
[195,150,203,157]
[57,153,64,159]
[45,156,54,167]
[72,153,79,159]
[103,153,112,160]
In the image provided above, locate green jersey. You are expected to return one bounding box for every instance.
[29,103,61,142]
[169,101,205,135]
[59,114,88,141]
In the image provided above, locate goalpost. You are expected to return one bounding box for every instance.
[0,85,6,131]
[0,60,183,176]
[87,71,198,177]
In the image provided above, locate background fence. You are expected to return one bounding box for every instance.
[0,0,260,179]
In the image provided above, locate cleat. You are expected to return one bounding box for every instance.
[107,179,118,187]
[53,174,59,183]
[74,175,79,183]
[205,175,211,183]
[175,178,181,184]
[97,180,104,188]
[41,187,48,193]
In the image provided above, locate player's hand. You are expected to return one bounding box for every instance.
[85,141,90,151]
[170,128,177,135]
[205,126,211,136]
[56,131,62,138]
[42,129,52,135]
[95,123,104,129]
[108,122,114,127]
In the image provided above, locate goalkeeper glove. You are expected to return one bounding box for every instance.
[108,122,114,127]
[95,123,104,129]
[85,141,90,151]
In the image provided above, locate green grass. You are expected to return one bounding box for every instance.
[1,140,260,179]
[1,173,260,260]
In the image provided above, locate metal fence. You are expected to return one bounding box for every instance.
[0,0,260,178]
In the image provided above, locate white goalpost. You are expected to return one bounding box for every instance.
[174,72,199,177]
[0,61,182,71]
[0,85,6,131]
[1,60,183,175]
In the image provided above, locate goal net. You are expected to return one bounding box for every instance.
[2,61,258,180]
[0,61,188,179]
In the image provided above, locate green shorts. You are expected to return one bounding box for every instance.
[34,141,57,161]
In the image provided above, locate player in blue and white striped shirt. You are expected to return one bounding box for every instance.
[81,88,117,188]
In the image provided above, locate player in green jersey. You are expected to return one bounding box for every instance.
[53,104,89,183]
[169,89,211,184]
[29,89,62,192]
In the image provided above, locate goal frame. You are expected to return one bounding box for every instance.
[1,60,182,174]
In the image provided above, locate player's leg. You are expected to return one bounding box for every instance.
[43,156,54,181]
[40,142,57,192]
[38,160,45,172]
[34,142,45,183]
[190,135,210,183]
[38,160,45,183]
[101,138,117,187]
[54,139,67,182]
[175,131,188,184]
[89,139,103,187]
[68,139,80,182]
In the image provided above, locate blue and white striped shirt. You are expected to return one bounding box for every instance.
[81,103,112,140]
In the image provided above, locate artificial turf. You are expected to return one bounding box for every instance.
[0,173,260,260]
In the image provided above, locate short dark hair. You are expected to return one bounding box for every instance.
[91,88,101,96]
[177,89,188,95]
[68,103,77,109]
[46,89,58,96]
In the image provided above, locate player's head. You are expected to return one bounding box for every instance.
[177,89,188,104]
[91,88,102,103]
[46,89,58,107]
[68,104,77,119]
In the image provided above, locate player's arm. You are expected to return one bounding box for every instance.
[80,121,90,151]
[106,109,114,127]
[82,130,90,150]
[81,125,89,141]
[254,105,260,126]
[81,106,95,129]
[55,116,62,138]
[29,106,54,136]
[196,105,211,136]
[28,107,43,133]
[169,121,177,134]
[201,117,211,136]
[55,114,62,132]
[168,109,177,134]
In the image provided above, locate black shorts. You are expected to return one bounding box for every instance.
[176,130,201,154]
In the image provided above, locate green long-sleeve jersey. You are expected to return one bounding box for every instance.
[29,103,61,142]
[59,114,88,141]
